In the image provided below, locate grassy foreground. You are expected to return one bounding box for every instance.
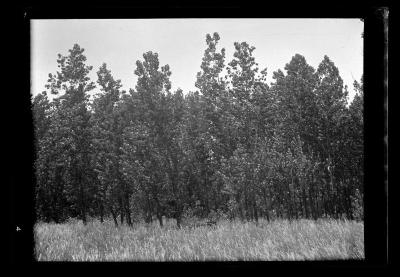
[34,218,364,261]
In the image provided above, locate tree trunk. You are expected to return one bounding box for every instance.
[302,186,308,219]
[145,212,152,224]
[244,191,250,221]
[309,181,317,220]
[154,197,164,227]
[262,187,268,221]
[79,186,87,224]
[236,193,244,222]
[124,194,132,226]
[100,203,104,223]
[125,205,132,226]
[157,213,163,227]
[324,178,331,217]
[176,215,182,229]
[119,198,125,225]
[346,184,354,220]
[287,187,293,220]
[239,205,245,222]
[74,162,87,225]
[173,200,183,229]
[110,206,118,227]
[253,201,258,223]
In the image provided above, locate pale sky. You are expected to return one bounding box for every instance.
[31,19,363,102]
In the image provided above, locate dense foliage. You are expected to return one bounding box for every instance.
[33,34,364,227]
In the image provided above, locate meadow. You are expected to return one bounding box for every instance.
[34,218,364,261]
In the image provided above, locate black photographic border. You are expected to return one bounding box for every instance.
[7,0,389,271]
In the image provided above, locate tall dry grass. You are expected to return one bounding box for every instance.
[34,218,364,261]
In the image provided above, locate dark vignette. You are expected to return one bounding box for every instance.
[7,0,389,272]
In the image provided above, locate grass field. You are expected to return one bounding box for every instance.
[34,218,364,261]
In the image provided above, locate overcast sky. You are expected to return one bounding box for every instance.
[31,19,363,102]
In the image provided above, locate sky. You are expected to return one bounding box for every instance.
[31,19,363,102]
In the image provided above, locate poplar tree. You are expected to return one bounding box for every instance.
[91,63,131,225]
[37,44,96,224]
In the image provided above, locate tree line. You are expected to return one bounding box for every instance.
[33,32,364,228]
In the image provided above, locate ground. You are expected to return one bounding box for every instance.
[34,218,364,261]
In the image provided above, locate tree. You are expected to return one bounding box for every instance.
[91,63,131,226]
[121,51,190,227]
[219,40,271,222]
[34,37,364,225]
[194,33,228,217]
[34,97,70,222]
[32,91,51,146]
[271,54,319,155]
[340,77,364,219]
[267,54,358,219]
[313,55,350,218]
[37,44,96,224]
